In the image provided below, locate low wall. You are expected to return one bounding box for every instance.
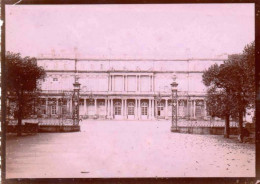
[38,125,80,133]
[176,126,238,135]
[7,125,80,133]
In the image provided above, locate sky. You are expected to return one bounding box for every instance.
[6,4,255,59]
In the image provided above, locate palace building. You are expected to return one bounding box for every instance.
[37,57,226,120]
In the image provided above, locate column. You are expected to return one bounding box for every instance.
[56,98,59,115]
[125,99,127,118]
[46,98,48,116]
[138,99,141,119]
[70,98,73,115]
[66,98,69,116]
[152,99,154,118]
[94,99,97,115]
[121,99,123,117]
[135,99,138,119]
[186,99,189,118]
[165,99,168,119]
[111,99,113,118]
[84,98,87,115]
[193,100,196,118]
[149,99,151,119]
[107,99,110,118]
[122,99,125,117]
[105,99,107,117]
[190,100,193,118]
[154,100,156,118]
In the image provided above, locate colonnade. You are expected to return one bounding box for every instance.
[41,97,207,120]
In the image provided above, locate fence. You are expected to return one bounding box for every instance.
[177,120,238,128]
[7,118,74,126]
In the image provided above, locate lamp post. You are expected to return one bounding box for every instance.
[170,75,178,132]
[72,80,81,125]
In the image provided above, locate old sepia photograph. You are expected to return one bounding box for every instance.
[3,3,255,179]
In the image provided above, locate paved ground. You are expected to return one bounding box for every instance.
[6,120,255,178]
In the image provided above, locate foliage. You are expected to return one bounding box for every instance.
[205,87,234,118]
[6,51,46,135]
[202,41,255,137]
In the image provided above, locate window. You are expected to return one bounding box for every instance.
[79,99,84,106]
[62,100,67,105]
[157,102,164,111]
[58,99,65,106]
[62,107,67,114]
[179,100,184,106]
[128,102,135,115]
[114,102,121,115]
[141,102,148,115]
[53,78,58,81]
[51,105,56,115]
[41,99,46,105]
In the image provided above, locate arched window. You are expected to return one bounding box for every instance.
[179,100,185,106]
[158,102,164,108]
[114,102,121,115]
[51,105,56,115]
[128,102,135,115]
[141,102,148,115]
[79,99,84,106]
[157,102,164,111]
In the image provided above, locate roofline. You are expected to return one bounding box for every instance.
[36,58,226,61]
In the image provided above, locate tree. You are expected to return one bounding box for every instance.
[241,41,255,108]
[224,42,255,139]
[6,52,46,136]
[202,41,255,139]
[203,65,236,138]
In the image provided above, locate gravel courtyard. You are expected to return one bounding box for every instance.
[6,120,255,178]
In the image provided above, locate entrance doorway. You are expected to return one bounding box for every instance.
[127,102,135,120]
[114,101,122,119]
[157,102,165,118]
[141,102,148,119]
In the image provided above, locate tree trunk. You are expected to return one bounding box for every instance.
[239,111,244,134]
[224,114,230,138]
[17,105,22,136]
[238,110,244,142]
[17,92,23,136]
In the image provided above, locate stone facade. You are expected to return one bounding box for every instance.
[36,58,225,120]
